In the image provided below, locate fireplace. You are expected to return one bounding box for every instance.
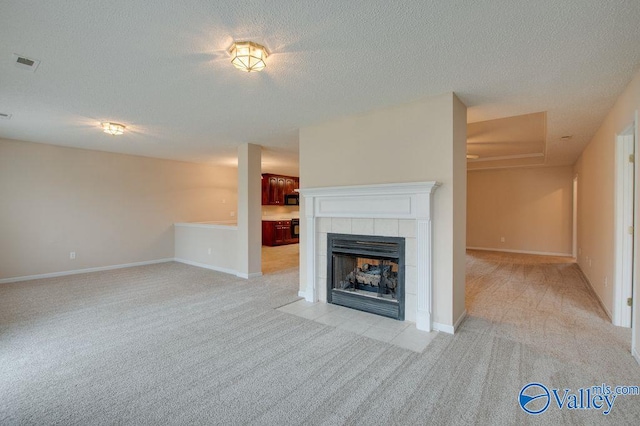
[327,233,405,320]
[299,181,439,331]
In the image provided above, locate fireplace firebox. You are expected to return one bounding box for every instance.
[327,233,405,320]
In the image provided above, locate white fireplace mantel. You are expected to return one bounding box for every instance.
[299,181,440,332]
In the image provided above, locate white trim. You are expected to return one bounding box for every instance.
[300,182,440,220]
[236,272,263,279]
[454,309,467,331]
[613,126,635,327]
[174,222,238,230]
[633,110,640,367]
[466,247,573,257]
[572,176,578,258]
[468,152,544,162]
[173,257,258,278]
[298,290,308,298]
[173,258,238,276]
[577,264,613,320]
[300,181,440,330]
[432,322,454,334]
[299,181,440,198]
[433,310,467,334]
[0,258,174,284]
[304,200,317,303]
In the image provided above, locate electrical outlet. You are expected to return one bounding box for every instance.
[207,248,212,255]
[69,251,76,260]
[500,237,505,243]
[604,276,608,287]
[222,199,226,204]
[589,258,592,267]
[230,211,235,217]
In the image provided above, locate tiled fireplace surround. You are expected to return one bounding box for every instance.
[299,182,439,332]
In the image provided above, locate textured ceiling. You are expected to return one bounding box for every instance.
[467,112,547,170]
[1,0,640,174]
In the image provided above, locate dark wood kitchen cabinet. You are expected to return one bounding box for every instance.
[262,174,299,205]
[262,220,299,246]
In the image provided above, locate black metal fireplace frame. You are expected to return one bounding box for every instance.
[326,233,405,320]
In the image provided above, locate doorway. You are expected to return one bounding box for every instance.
[614,119,636,328]
[573,176,578,258]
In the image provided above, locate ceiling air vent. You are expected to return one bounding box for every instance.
[13,54,40,72]
[0,113,12,120]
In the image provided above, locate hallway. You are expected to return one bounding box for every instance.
[465,249,633,371]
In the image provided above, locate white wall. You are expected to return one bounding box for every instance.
[299,93,467,328]
[0,138,237,281]
[467,166,574,256]
[574,68,640,317]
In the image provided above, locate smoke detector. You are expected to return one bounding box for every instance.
[13,54,40,72]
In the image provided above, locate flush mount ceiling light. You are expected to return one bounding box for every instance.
[229,41,269,72]
[101,122,125,136]
[466,154,480,160]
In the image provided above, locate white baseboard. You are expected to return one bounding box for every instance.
[633,347,640,366]
[236,272,263,279]
[174,258,263,279]
[0,258,174,284]
[576,264,613,320]
[432,321,454,334]
[454,310,467,331]
[296,287,315,302]
[432,310,467,335]
[173,258,240,277]
[467,247,573,257]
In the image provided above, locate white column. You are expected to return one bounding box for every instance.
[415,191,434,331]
[304,196,317,302]
[236,143,262,278]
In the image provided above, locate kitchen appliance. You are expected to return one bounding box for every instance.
[291,218,300,239]
[284,193,299,205]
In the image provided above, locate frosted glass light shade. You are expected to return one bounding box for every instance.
[101,122,125,135]
[230,41,269,72]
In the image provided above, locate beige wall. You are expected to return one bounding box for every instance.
[467,166,574,255]
[452,95,467,325]
[299,93,467,328]
[236,143,262,277]
[575,69,640,317]
[0,138,237,280]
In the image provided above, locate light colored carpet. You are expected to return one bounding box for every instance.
[1,253,639,425]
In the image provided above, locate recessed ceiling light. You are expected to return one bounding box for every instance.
[466,154,479,160]
[101,122,125,136]
[13,54,40,72]
[560,135,573,141]
[0,112,12,120]
[229,41,269,72]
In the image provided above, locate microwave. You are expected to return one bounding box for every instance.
[284,193,299,205]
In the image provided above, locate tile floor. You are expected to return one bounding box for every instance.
[261,243,299,274]
[277,299,438,353]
